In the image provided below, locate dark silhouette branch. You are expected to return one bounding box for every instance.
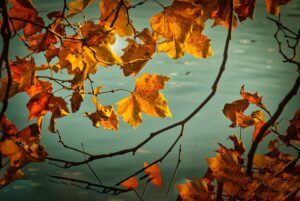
[46,0,234,167]
[246,75,300,176]
[0,0,12,121]
[167,144,182,194]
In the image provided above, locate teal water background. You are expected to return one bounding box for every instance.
[1,0,300,201]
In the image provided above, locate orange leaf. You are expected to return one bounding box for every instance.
[240,85,264,107]
[177,179,214,201]
[121,176,139,189]
[0,116,18,135]
[265,0,290,16]
[252,122,271,142]
[144,162,162,187]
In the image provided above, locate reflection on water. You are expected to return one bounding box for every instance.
[1,0,299,201]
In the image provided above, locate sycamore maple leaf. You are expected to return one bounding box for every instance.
[117,73,172,128]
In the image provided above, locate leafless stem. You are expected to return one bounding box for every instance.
[167,144,182,194]
[81,143,103,184]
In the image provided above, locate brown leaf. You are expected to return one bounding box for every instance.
[265,0,290,16]
[0,116,18,135]
[223,99,249,127]
[240,85,264,107]
[121,29,156,76]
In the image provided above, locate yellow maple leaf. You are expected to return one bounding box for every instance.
[117,73,172,128]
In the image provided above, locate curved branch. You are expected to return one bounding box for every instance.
[46,0,234,168]
[246,75,300,176]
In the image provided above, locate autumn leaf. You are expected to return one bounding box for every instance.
[100,0,134,37]
[144,162,163,187]
[240,85,265,108]
[26,93,69,132]
[8,0,44,36]
[117,73,172,128]
[84,95,118,130]
[0,123,47,188]
[70,84,84,113]
[236,0,256,22]
[80,20,115,46]
[223,98,249,127]
[207,150,248,195]
[252,122,271,142]
[68,0,95,16]
[177,179,215,201]
[25,79,53,97]
[265,0,290,16]
[121,29,156,76]
[280,109,300,144]
[120,176,138,189]
[0,115,18,135]
[151,1,213,59]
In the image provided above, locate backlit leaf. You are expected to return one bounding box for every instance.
[144,162,163,187]
[117,73,172,128]
[68,0,95,16]
[120,176,138,189]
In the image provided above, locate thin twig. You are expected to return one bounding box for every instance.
[167,144,182,194]
[81,143,103,184]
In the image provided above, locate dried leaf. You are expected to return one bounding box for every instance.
[68,0,95,16]
[223,99,249,127]
[177,179,214,201]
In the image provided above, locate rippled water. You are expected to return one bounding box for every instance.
[1,0,300,201]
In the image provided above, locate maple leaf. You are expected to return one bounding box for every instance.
[84,95,118,130]
[25,79,52,97]
[240,85,265,108]
[265,0,290,16]
[207,150,248,195]
[26,93,69,132]
[223,98,249,127]
[100,0,134,37]
[121,29,156,76]
[176,179,215,201]
[8,0,44,36]
[10,57,36,90]
[120,176,139,189]
[144,162,163,187]
[80,21,115,46]
[0,124,47,188]
[68,0,95,16]
[117,73,172,128]
[151,1,213,59]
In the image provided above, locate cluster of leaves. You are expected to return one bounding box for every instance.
[0,0,297,199]
[176,88,300,201]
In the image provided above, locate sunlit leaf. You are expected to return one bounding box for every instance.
[117,73,172,128]
[68,0,95,16]
[120,176,138,189]
[144,162,163,187]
